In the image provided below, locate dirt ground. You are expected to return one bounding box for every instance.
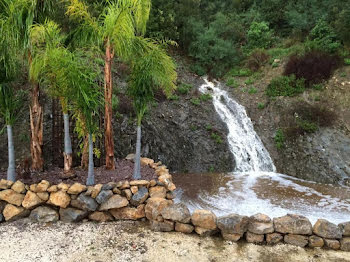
[0,220,349,262]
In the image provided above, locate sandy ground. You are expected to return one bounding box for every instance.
[0,220,349,262]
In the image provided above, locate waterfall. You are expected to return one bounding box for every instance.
[199,77,276,172]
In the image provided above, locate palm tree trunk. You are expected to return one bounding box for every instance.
[133,125,142,180]
[104,38,115,170]
[7,125,16,181]
[63,113,73,174]
[29,82,44,171]
[86,133,94,185]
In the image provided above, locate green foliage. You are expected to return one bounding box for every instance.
[226,77,239,88]
[245,78,255,85]
[257,102,265,109]
[334,8,350,46]
[245,21,273,51]
[177,83,192,95]
[200,93,212,101]
[266,75,305,97]
[267,44,305,60]
[190,98,200,106]
[210,132,223,144]
[168,94,179,101]
[227,67,252,77]
[248,87,257,94]
[206,124,212,131]
[271,62,279,68]
[0,84,24,126]
[312,84,324,90]
[274,129,285,149]
[345,58,350,65]
[296,119,319,133]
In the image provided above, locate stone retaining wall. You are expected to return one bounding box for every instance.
[0,158,349,252]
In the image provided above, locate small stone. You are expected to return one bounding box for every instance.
[125,153,135,161]
[166,182,176,192]
[161,203,191,223]
[149,186,166,198]
[113,188,121,194]
[88,211,114,222]
[29,184,37,192]
[110,205,145,220]
[101,183,114,191]
[145,197,173,220]
[59,208,88,222]
[130,186,138,194]
[76,194,98,211]
[140,157,154,166]
[339,222,350,237]
[0,189,25,206]
[149,180,157,187]
[85,186,94,196]
[91,184,102,198]
[324,239,340,250]
[222,233,241,241]
[308,235,324,248]
[248,213,274,234]
[11,181,26,194]
[175,222,194,234]
[22,191,44,209]
[340,238,350,251]
[96,190,113,204]
[47,185,58,193]
[99,195,129,211]
[130,187,149,206]
[0,179,12,189]
[30,206,59,223]
[266,233,283,245]
[246,232,264,244]
[118,181,130,190]
[166,192,175,200]
[67,183,87,195]
[194,227,217,237]
[48,191,70,208]
[192,210,217,230]
[284,234,308,247]
[217,214,248,236]
[36,180,50,193]
[130,180,150,187]
[313,219,342,239]
[3,204,29,221]
[151,220,174,232]
[123,189,132,200]
[57,183,69,192]
[158,175,172,186]
[274,214,312,235]
[37,192,49,201]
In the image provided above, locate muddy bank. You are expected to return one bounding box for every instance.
[0,220,349,262]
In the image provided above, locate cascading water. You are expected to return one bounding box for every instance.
[199,77,275,172]
[174,77,350,224]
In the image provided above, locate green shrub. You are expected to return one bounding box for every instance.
[258,102,265,109]
[296,119,318,133]
[227,67,252,77]
[272,62,279,68]
[226,77,239,88]
[312,84,323,90]
[200,93,212,101]
[245,78,255,85]
[248,87,257,94]
[169,95,179,101]
[266,75,305,97]
[211,132,223,144]
[177,83,193,95]
[245,21,274,50]
[206,124,212,130]
[191,98,200,105]
[345,58,350,65]
[274,129,285,149]
[340,72,347,77]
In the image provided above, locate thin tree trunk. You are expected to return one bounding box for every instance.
[63,113,73,174]
[133,125,142,180]
[81,134,89,169]
[7,125,16,181]
[86,133,94,186]
[29,82,44,171]
[104,38,115,170]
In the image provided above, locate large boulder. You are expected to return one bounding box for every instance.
[339,222,350,237]
[191,210,217,230]
[76,194,98,211]
[110,205,145,220]
[48,191,71,208]
[313,219,342,239]
[340,238,350,252]
[161,203,191,223]
[22,191,44,209]
[59,208,88,222]
[88,211,114,222]
[99,195,128,211]
[96,190,113,204]
[67,183,87,195]
[248,213,274,234]
[217,214,248,237]
[3,204,29,221]
[0,189,25,206]
[273,214,312,235]
[145,197,173,220]
[130,187,149,206]
[284,234,308,247]
[30,206,59,223]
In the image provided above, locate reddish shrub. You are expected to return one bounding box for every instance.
[284,51,340,86]
[246,49,269,72]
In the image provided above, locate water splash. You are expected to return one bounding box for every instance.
[199,77,276,172]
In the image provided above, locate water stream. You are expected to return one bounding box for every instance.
[174,78,350,224]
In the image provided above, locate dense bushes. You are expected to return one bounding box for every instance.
[307,20,341,53]
[245,22,274,51]
[284,51,340,86]
[266,75,305,97]
[246,49,270,72]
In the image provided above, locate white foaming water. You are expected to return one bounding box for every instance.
[175,78,350,224]
[199,77,275,172]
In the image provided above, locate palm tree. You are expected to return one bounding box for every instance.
[128,38,176,179]
[0,0,56,171]
[65,0,151,170]
[0,84,24,181]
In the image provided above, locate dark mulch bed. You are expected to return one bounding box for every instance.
[0,159,157,185]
